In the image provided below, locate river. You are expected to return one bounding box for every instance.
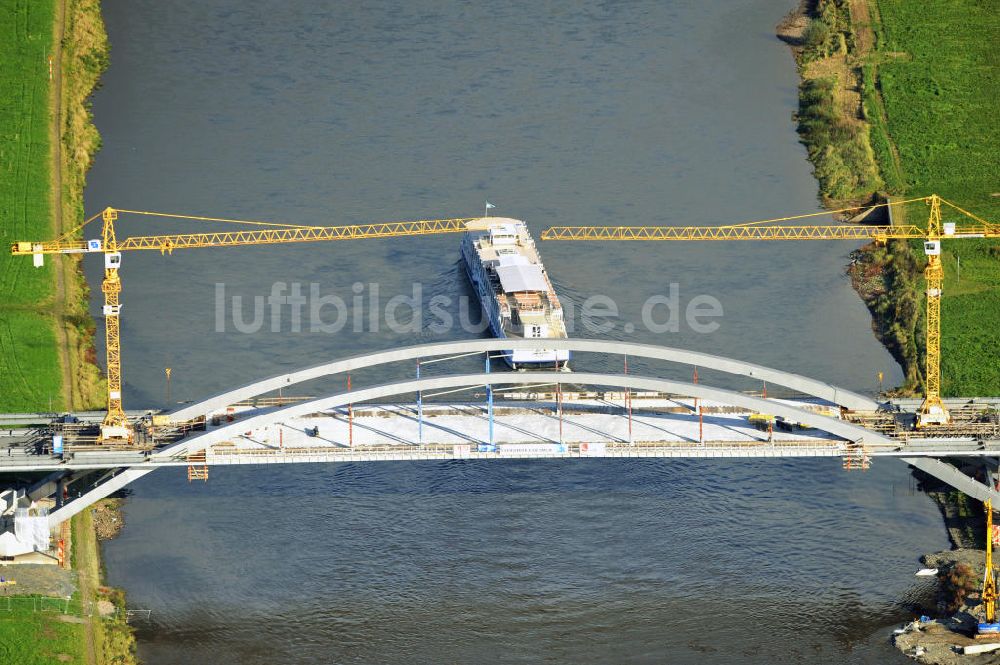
[84,0,942,662]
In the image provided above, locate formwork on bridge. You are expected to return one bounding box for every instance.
[842,443,870,471]
[187,450,208,482]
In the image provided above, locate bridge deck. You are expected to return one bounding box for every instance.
[2,397,997,473]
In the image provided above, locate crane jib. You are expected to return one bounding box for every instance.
[7,196,998,440]
[538,224,998,241]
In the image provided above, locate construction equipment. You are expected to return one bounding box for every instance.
[979,499,1000,636]
[12,207,473,443]
[542,194,999,427]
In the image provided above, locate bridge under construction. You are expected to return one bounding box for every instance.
[2,339,999,560]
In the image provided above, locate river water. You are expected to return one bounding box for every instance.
[83,0,943,662]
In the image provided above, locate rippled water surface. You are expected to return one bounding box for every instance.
[108,461,944,664]
[85,0,942,662]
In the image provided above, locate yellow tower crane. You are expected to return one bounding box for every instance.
[981,498,999,635]
[12,207,474,443]
[541,194,999,427]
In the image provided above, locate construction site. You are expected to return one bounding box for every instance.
[4,0,998,662]
[3,193,999,665]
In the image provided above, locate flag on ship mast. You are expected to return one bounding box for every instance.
[485,201,495,217]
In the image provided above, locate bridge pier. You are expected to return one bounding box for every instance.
[45,468,152,529]
[903,457,1000,504]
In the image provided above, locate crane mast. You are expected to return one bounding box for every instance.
[919,196,946,425]
[981,498,999,634]
[541,194,999,427]
[100,208,128,437]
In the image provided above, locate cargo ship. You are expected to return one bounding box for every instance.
[461,217,570,369]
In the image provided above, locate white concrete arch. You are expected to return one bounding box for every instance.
[168,339,879,422]
[158,371,892,461]
[46,372,1000,529]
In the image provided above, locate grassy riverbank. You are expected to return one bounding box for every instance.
[1,0,124,657]
[0,0,105,412]
[783,0,1000,396]
[0,502,137,665]
[57,0,108,411]
[779,0,883,205]
[73,503,138,665]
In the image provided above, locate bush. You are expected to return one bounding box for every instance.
[941,562,979,613]
[803,18,832,50]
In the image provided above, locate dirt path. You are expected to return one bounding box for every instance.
[74,510,99,665]
[51,14,99,663]
[849,0,874,53]
[800,1,867,126]
[856,0,906,184]
[50,0,75,410]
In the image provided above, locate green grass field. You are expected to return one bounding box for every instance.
[0,0,55,306]
[873,1,999,214]
[870,0,1000,396]
[939,245,1000,396]
[0,0,65,411]
[0,310,62,411]
[0,600,86,665]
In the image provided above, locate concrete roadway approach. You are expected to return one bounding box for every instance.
[2,339,999,530]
